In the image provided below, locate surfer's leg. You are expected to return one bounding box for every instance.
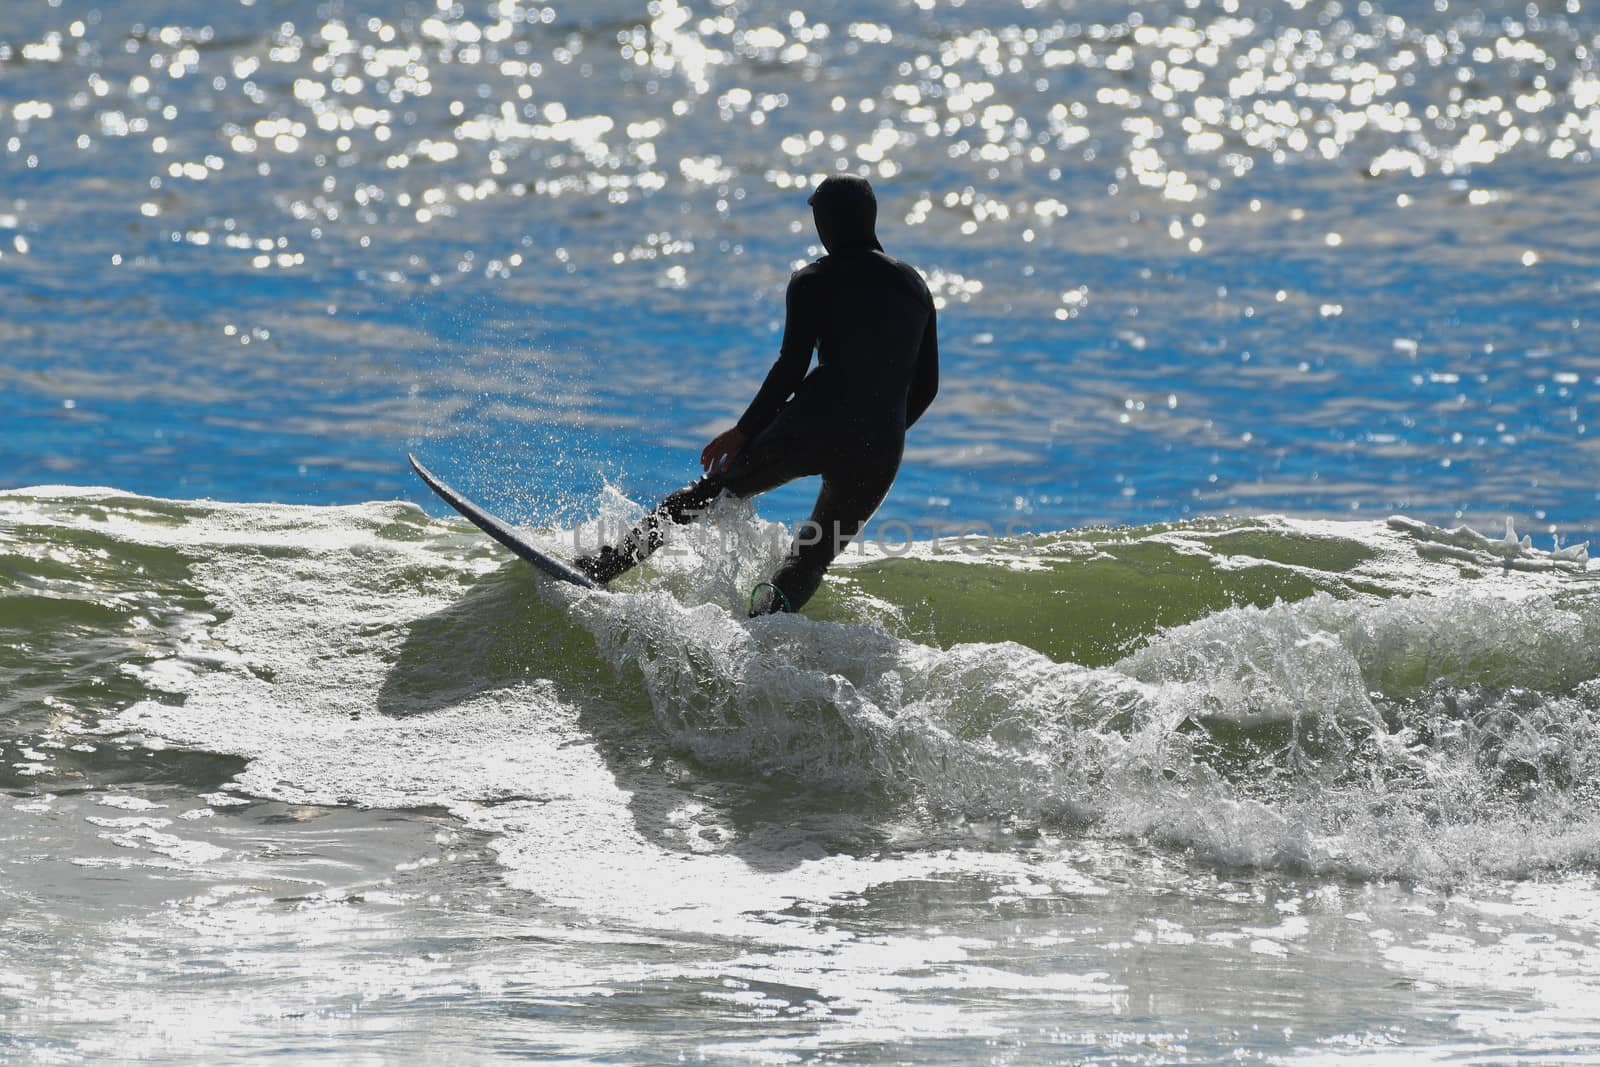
[576,420,816,584]
[575,477,724,583]
[751,445,901,614]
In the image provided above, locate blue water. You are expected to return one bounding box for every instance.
[3,0,1596,543]
[5,1,1600,1062]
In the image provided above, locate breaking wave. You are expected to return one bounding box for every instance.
[4,486,1597,888]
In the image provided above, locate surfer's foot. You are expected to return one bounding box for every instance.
[575,546,632,585]
[747,580,793,617]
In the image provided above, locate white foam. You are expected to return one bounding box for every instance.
[60,491,1598,894]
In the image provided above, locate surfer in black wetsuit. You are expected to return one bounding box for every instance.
[575,175,939,614]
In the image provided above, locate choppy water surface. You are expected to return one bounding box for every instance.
[4,0,1600,1062]
[2,0,1597,535]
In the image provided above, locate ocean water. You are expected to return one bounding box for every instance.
[3,0,1600,1061]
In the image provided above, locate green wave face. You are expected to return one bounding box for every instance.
[3,488,1598,881]
[831,523,1374,666]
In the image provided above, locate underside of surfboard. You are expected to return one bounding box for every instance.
[408,453,600,590]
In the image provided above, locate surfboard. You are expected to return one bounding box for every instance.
[408,453,600,590]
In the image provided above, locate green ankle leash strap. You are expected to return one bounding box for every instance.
[748,581,792,615]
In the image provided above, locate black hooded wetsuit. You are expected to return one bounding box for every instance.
[578,175,939,612]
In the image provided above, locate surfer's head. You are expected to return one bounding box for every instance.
[809,175,882,255]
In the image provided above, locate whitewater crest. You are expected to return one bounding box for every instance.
[1389,514,1590,568]
[568,573,1600,879]
[544,498,1600,878]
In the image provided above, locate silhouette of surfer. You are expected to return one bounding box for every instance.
[576,175,939,614]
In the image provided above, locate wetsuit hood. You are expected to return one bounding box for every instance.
[809,175,883,255]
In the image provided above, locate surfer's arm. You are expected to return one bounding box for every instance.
[906,305,939,429]
[735,271,818,438]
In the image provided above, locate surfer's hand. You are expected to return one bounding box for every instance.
[700,426,748,474]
